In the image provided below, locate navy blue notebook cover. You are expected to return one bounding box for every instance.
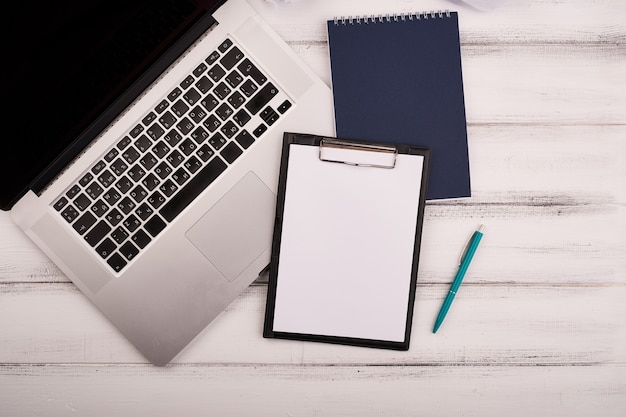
[327,11,470,200]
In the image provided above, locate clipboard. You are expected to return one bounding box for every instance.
[263,133,430,350]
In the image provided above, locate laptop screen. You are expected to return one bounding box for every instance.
[1,0,224,210]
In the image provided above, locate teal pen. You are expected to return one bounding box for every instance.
[433,225,485,333]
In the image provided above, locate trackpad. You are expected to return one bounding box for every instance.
[186,172,276,281]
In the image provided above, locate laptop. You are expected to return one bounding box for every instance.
[2,0,335,365]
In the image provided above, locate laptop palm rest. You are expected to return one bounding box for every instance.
[186,172,275,281]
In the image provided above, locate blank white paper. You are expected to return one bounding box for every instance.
[272,144,425,342]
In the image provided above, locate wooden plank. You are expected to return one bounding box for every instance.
[1,363,624,417]
[1,283,624,365]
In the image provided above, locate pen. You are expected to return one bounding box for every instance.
[433,225,485,333]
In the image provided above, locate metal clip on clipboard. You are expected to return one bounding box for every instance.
[318,138,398,169]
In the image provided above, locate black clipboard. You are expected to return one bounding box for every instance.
[263,133,430,350]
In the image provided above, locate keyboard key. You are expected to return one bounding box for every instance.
[145,215,167,237]
[135,135,152,153]
[132,230,152,249]
[148,139,168,157]
[146,123,165,141]
[117,197,136,214]
[130,185,148,203]
[119,241,140,261]
[105,208,124,226]
[183,87,201,106]
[127,165,146,182]
[208,65,226,82]
[179,138,197,156]
[195,76,213,94]
[260,106,280,126]
[228,91,246,109]
[167,87,182,101]
[159,111,177,129]
[135,203,154,221]
[96,238,117,259]
[123,215,141,233]
[111,158,129,176]
[160,157,227,222]
[117,136,132,150]
[235,130,255,149]
[90,199,109,218]
[106,253,127,273]
[79,173,94,187]
[216,103,234,121]
[54,197,68,211]
[73,212,97,235]
[172,100,189,117]
[163,129,183,147]
[85,182,104,199]
[122,146,140,164]
[246,83,278,115]
[103,189,121,205]
[166,150,184,168]
[91,160,106,175]
[115,176,133,194]
[205,50,220,65]
[111,226,130,244]
[221,142,243,164]
[218,39,233,53]
[172,167,190,185]
[147,191,166,209]
[154,162,173,179]
[203,115,221,132]
[176,117,195,135]
[213,82,231,100]
[180,74,195,89]
[61,205,80,223]
[277,100,292,114]
[155,99,169,114]
[142,173,161,191]
[184,156,203,174]
[225,70,244,88]
[189,106,207,124]
[233,109,251,127]
[142,111,157,126]
[104,148,119,162]
[196,144,214,162]
[139,152,158,170]
[221,121,239,139]
[193,63,208,77]
[74,193,91,211]
[97,170,116,188]
[84,220,111,247]
[240,79,258,97]
[209,133,227,150]
[66,184,81,199]
[253,123,267,138]
[160,179,178,197]
[220,47,244,70]
[201,94,219,112]
[238,59,267,85]
[190,126,210,144]
[129,124,144,138]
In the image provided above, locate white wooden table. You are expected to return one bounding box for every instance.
[1,0,625,415]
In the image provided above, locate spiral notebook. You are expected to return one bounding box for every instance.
[327,11,470,200]
[263,133,430,350]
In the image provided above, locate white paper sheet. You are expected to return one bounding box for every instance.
[271,144,425,342]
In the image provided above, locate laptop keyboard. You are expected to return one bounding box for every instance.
[52,38,292,273]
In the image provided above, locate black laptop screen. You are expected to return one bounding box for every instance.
[1,0,224,209]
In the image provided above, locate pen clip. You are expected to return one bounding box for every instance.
[458,225,485,265]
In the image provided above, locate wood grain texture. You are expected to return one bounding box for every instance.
[1,0,625,415]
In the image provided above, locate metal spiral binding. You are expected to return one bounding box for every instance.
[333,10,451,25]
